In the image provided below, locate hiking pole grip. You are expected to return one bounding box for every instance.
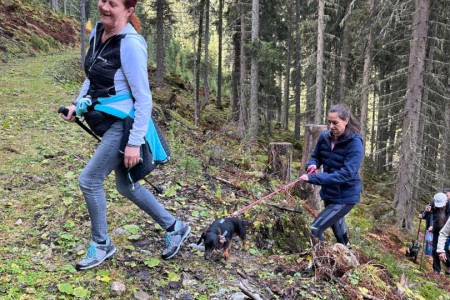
[58,106,74,117]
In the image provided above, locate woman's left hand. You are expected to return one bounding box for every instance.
[124,145,141,168]
[299,174,309,181]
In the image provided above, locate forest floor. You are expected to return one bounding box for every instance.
[1,52,450,300]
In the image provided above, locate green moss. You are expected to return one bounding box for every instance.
[417,282,450,300]
[29,35,49,52]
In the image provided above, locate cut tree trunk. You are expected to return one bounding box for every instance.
[268,143,293,182]
[301,124,327,210]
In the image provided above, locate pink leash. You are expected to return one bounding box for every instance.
[231,168,316,216]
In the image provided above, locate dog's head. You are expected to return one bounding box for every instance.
[203,232,221,260]
[406,240,421,257]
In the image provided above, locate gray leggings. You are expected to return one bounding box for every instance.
[78,120,175,243]
[310,202,355,245]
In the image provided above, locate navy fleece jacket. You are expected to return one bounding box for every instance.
[306,130,364,204]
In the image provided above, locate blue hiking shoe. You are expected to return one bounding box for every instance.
[75,237,117,271]
[162,220,191,260]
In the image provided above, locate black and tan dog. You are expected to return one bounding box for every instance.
[406,240,421,262]
[197,217,247,260]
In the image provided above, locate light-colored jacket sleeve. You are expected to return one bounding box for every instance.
[436,218,450,253]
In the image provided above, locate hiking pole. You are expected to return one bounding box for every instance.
[58,107,101,142]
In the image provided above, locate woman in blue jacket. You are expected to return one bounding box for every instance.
[299,104,364,246]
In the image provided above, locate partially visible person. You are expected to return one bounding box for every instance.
[299,104,364,246]
[421,192,450,274]
[419,200,434,257]
[60,0,190,270]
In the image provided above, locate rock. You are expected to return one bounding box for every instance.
[135,270,150,280]
[134,239,152,247]
[32,176,45,183]
[331,243,360,269]
[182,279,198,288]
[227,292,247,300]
[210,288,233,299]
[112,227,129,235]
[181,294,195,300]
[169,281,182,289]
[194,273,205,281]
[134,291,150,300]
[73,244,86,252]
[111,281,126,296]
[197,284,208,293]
[15,219,22,225]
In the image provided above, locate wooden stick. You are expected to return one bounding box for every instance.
[238,281,263,300]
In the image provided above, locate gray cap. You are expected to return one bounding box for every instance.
[434,192,447,208]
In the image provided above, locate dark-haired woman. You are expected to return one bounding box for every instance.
[299,104,364,246]
[60,0,190,270]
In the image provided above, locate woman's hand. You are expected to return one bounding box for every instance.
[307,165,317,174]
[299,174,309,181]
[439,252,447,262]
[60,105,76,122]
[124,145,141,168]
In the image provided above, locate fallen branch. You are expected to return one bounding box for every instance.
[267,203,303,214]
[238,281,263,300]
[363,294,382,300]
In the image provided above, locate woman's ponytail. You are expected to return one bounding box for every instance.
[124,0,141,33]
[129,15,141,33]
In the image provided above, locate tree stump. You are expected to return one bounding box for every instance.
[268,142,293,182]
[301,124,327,210]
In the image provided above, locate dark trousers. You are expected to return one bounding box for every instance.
[310,202,355,245]
[432,229,450,273]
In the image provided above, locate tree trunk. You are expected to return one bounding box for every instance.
[314,0,325,124]
[442,93,450,187]
[394,0,430,230]
[293,0,302,141]
[155,0,165,87]
[282,13,292,130]
[231,28,240,121]
[216,0,224,109]
[194,0,205,126]
[248,0,259,143]
[268,143,293,182]
[200,0,210,110]
[369,89,376,161]
[376,74,388,173]
[50,0,59,11]
[301,124,327,210]
[238,0,247,138]
[276,71,282,124]
[413,24,435,201]
[360,0,374,144]
[80,0,86,67]
[338,14,350,102]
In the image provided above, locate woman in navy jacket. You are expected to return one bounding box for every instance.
[299,104,364,246]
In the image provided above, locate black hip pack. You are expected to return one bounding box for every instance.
[83,108,119,137]
[120,116,171,184]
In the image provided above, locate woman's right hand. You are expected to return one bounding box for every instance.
[307,165,317,174]
[60,105,76,122]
